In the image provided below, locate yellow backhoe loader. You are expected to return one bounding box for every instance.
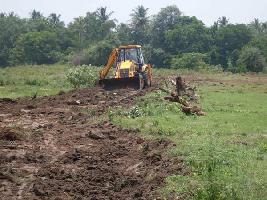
[99,45,152,90]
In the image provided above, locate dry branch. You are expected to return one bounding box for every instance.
[162,76,206,116]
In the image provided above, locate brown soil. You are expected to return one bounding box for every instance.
[0,85,187,200]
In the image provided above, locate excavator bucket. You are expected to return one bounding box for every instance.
[99,77,142,90]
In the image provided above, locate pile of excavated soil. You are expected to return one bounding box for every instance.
[0,85,187,200]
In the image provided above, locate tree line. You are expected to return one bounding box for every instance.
[0,5,267,72]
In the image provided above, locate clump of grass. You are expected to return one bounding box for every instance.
[0,64,96,98]
[24,79,49,86]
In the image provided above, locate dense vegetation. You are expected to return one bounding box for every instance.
[0,6,267,72]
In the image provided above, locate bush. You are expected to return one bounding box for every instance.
[171,52,221,71]
[66,65,97,88]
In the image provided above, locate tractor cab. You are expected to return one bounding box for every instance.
[116,45,145,66]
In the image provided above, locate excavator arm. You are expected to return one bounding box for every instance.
[99,48,118,79]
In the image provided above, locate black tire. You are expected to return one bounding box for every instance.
[139,74,145,90]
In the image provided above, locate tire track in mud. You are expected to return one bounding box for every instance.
[0,86,188,200]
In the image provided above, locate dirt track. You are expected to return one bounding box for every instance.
[0,85,187,200]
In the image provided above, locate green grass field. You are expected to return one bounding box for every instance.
[0,64,72,98]
[110,70,267,199]
[1,65,266,199]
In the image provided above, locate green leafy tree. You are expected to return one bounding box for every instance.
[9,31,61,65]
[237,47,266,72]
[142,45,168,67]
[95,7,116,39]
[211,24,252,69]
[248,36,267,59]
[27,10,51,32]
[248,18,267,35]
[0,13,27,66]
[262,22,267,34]
[218,16,229,27]
[130,5,150,44]
[68,17,86,50]
[84,8,115,43]
[116,23,133,44]
[165,16,212,54]
[96,7,114,22]
[48,13,64,28]
[69,7,116,48]
[150,5,182,49]
[30,9,42,20]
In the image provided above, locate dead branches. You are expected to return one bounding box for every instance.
[162,76,206,116]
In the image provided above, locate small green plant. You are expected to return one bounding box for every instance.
[125,106,143,119]
[108,110,114,121]
[66,65,97,88]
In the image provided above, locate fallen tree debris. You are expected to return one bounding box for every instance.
[161,76,206,116]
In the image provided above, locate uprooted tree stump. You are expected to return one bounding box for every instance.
[176,76,186,96]
[161,76,206,116]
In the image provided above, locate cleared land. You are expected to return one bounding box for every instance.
[0,65,267,199]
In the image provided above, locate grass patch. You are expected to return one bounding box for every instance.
[0,64,99,98]
[110,72,267,199]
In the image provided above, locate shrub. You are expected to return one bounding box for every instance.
[171,53,209,70]
[170,52,224,72]
[66,65,97,88]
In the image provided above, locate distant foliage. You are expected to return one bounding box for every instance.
[0,6,267,72]
[237,47,266,72]
[9,31,62,65]
[66,65,97,88]
[70,38,118,66]
[142,45,169,67]
[171,53,208,69]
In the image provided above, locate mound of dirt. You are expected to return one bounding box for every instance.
[0,85,187,199]
[0,127,24,141]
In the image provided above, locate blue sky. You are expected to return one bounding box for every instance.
[1,0,267,26]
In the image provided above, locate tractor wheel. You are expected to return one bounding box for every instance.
[139,74,145,90]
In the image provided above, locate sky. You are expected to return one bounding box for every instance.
[1,0,267,26]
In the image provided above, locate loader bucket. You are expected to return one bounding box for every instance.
[99,77,142,90]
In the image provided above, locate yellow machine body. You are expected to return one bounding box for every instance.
[99,45,152,89]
